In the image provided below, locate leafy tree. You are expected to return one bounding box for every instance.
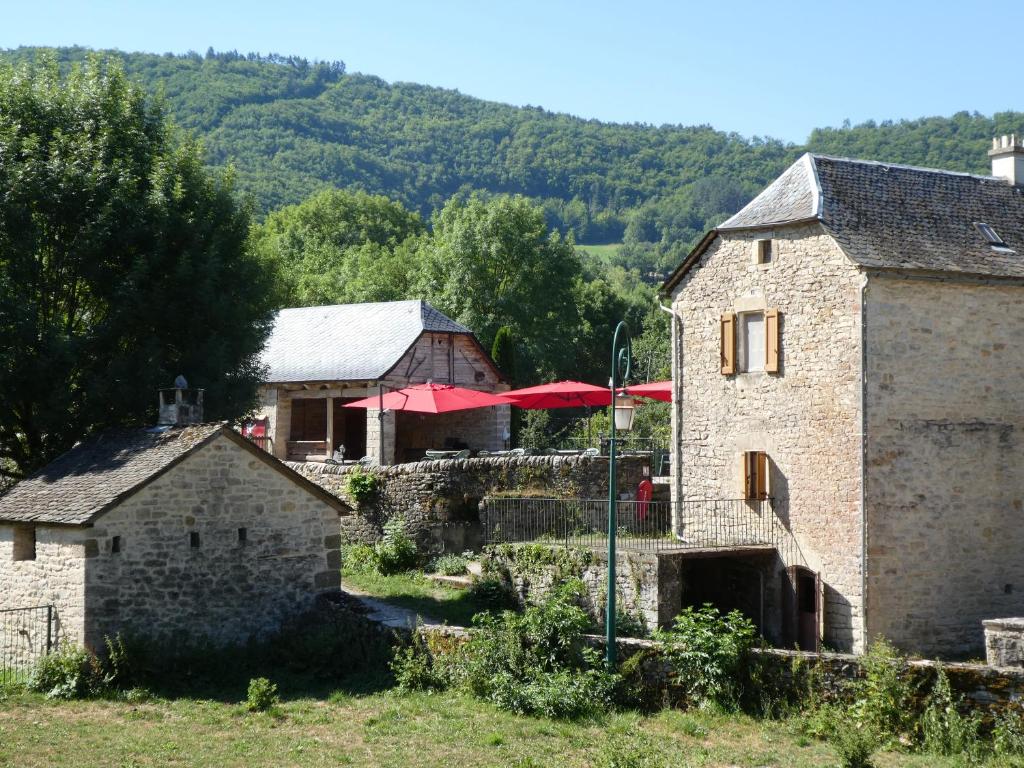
[0,56,274,481]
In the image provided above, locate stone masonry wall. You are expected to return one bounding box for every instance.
[864,276,1024,657]
[81,434,343,649]
[290,454,650,554]
[0,525,86,662]
[671,223,866,652]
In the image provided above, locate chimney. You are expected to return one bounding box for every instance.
[989,135,1024,185]
[158,377,204,426]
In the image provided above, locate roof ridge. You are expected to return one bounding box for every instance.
[809,153,1002,183]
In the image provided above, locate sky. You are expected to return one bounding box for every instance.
[2,0,1022,143]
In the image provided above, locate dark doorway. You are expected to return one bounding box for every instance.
[290,398,326,441]
[782,565,821,651]
[680,557,766,634]
[333,398,367,459]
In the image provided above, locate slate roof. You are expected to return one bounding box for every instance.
[261,300,474,383]
[665,153,1024,291]
[0,424,349,526]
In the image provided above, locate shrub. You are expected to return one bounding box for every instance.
[429,553,469,576]
[847,637,918,744]
[829,719,878,768]
[246,677,279,713]
[342,543,379,573]
[993,705,1024,756]
[375,516,419,574]
[345,468,379,504]
[920,665,981,757]
[654,604,757,710]
[28,644,104,700]
[468,574,519,611]
[391,629,447,692]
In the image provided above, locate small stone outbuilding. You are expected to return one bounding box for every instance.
[0,417,349,651]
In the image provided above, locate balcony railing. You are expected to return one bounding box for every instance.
[481,496,805,564]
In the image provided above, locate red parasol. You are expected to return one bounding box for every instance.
[502,380,612,409]
[342,383,512,414]
[620,380,672,403]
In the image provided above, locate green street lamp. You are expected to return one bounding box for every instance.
[606,320,633,667]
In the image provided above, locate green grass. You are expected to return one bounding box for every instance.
[576,243,622,267]
[341,567,489,627]
[0,686,995,767]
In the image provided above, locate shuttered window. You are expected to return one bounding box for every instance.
[743,451,770,500]
[765,308,780,373]
[720,313,736,374]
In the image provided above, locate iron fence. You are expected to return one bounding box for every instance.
[1,605,53,685]
[481,497,806,564]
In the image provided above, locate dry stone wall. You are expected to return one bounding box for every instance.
[289,454,650,553]
[670,223,866,652]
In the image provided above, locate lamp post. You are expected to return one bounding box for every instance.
[607,321,634,667]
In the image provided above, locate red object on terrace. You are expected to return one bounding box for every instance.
[636,478,654,520]
[621,380,672,403]
[342,383,512,414]
[502,380,612,409]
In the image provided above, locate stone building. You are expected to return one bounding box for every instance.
[0,391,349,652]
[255,299,509,464]
[662,137,1024,657]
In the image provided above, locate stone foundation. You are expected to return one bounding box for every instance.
[984,618,1024,668]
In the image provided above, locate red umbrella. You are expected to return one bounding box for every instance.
[342,383,512,414]
[502,380,612,409]
[621,380,672,403]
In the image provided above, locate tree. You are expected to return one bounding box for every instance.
[491,326,521,445]
[418,194,582,381]
[0,56,275,481]
[251,188,425,307]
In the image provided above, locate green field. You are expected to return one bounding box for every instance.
[0,686,981,768]
[576,243,623,264]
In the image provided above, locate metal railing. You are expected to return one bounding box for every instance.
[1,605,53,685]
[481,497,805,564]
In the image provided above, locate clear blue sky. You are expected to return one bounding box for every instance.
[2,0,1021,143]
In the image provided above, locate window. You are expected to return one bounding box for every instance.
[111,536,121,555]
[975,221,1010,249]
[237,527,247,545]
[743,451,770,500]
[722,309,780,374]
[190,531,200,549]
[755,239,773,264]
[12,526,35,561]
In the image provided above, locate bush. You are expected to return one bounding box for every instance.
[345,468,379,504]
[246,677,279,713]
[653,604,757,710]
[829,719,878,768]
[429,553,469,576]
[342,543,379,573]
[847,637,918,743]
[993,705,1024,756]
[28,644,104,700]
[376,516,419,574]
[391,629,447,692]
[467,574,519,611]
[920,665,981,757]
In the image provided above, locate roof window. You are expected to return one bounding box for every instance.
[974,222,1012,250]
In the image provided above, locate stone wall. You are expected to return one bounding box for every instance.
[670,223,866,652]
[289,454,650,554]
[81,434,344,649]
[865,276,1024,657]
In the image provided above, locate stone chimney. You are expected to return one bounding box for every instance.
[158,379,204,426]
[989,135,1024,185]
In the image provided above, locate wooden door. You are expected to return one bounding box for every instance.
[782,565,821,651]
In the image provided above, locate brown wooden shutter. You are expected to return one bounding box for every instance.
[756,451,769,499]
[742,451,753,499]
[720,312,736,374]
[765,308,779,373]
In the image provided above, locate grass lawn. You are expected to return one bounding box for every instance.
[576,243,622,265]
[0,682,983,768]
[341,567,489,627]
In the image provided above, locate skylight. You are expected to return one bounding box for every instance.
[974,221,1012,250]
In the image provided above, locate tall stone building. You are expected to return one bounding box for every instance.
[0,390,349,652]
[255,300,509,464]
[662,137,1024,656]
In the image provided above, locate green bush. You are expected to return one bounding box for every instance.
[467,574,519,611]
[429,553,469,576]
[920,665,981,757]
[390,630,451,693]
[342,543,379,573]
[653,604,757,710]
[993,705,1024,756]
[345,468,379,504]
[829,719,878,768]
[847,637,918,743]
[246,677,279,713]
[375,516,419,574]
[28,644,104,700]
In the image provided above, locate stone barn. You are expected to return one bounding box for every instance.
[0,391,349,653]
[662,137,1024,657]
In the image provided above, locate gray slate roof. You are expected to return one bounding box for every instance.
[0,424,224,525]
[666,153,1024,290]
[261,300,472,383]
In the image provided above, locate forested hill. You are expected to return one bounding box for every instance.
[4,46,1024,276]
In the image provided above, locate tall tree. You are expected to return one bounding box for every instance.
[0,56,275,481]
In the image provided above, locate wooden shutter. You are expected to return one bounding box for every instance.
[756,451,769,500]
[720,312,736,374]
[765,308,779,373]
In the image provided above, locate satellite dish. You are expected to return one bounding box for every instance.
[174,374,189,389]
